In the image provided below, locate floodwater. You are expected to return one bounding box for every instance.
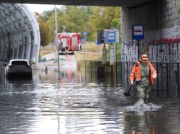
[0,64,180,134]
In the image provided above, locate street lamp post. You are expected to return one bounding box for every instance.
[55,5,60,80]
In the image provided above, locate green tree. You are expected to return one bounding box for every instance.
[63,6,86,33]
[36,6,121,46]
[34,12,51,47]
[87,6,120,41]
[40,8,66,43]
[42,10,55,22]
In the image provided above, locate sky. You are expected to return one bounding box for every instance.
[26,4,62,13]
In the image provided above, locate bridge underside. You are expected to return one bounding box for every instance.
[0,0,153,7]
[0,3,40,64]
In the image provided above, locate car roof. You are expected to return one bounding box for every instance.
[9,59,30,64]
[9,59,28,62]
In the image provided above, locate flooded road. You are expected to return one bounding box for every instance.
[0,63,180,134]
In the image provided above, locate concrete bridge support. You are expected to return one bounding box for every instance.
[121,0,180,62]
[121,0,180,97]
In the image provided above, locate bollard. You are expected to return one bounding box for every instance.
[97,66,105,79]
[45,64,48,74]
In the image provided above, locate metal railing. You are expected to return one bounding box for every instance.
[84,61,180,98]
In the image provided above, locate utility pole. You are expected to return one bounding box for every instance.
[55,5,60,80]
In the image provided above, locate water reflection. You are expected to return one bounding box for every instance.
[0,65,180,134]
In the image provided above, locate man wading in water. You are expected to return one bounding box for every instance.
[129,54,157,104]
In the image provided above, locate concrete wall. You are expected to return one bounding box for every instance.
[121,0,180,97]
[121,0,180,62]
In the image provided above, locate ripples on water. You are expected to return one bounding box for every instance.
[0,69,180,134]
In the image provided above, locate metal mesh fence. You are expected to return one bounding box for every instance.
[84,61,180,98]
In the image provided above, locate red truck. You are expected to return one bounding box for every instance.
[58,32,81,55]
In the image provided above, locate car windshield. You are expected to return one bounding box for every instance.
[11,61,28,65]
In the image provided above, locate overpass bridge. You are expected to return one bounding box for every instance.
[0,0,153,7]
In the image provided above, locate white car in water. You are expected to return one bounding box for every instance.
[3,59,32,80]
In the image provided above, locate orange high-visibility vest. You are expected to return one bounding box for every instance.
[129,61,157,85]
[151,126,155,134]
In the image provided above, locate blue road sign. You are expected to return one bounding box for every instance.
[132,24,144,40]
[96,39,101,46]
[107,32,116,43]
[97,30,104,44]
[81,37,86,44]
[83,31,88,36]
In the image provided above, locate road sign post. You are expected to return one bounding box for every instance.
[132,24,144,59]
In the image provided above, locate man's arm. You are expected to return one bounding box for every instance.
[151,64,157,79]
